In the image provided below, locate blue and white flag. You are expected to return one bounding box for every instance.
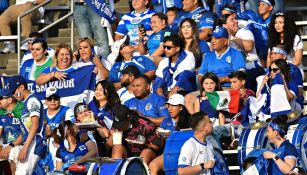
[153,50,196,93]
[0,64,97,108]
[241,73,294,125]
[242,155,270,175]
[84,0,116,24]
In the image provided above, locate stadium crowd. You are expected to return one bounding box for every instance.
[0,0,306,175]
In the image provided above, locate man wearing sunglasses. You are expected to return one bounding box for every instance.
[153,34,196,98]
[0,89,23,175]
[3,75,46,175]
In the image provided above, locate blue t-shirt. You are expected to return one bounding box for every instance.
[56,141,89,165]
[198,47,246,86]
[0,114,22,144]
[44,106,75,130]
[159,117,176,131]
[147,27,174,55]
[109,56,156,82]
[173,7,214,32]
[257,15,272,27]
[124,93,170,118]
[20,93,47,158]
[269,140,298,175]
[116,9,156,46]
[88,100,113,129]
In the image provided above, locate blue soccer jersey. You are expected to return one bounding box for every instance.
[124,93,170,118]
[88,100,113,129]
[147,27,174,55]
[56,141,89,164]
[269,140,298,175]
[20,57,53,81]
[20,93,47,158]
[198,47,246,86]
[173,7,214,32]
[116,9,155,46]
[44,105,75,130]
[159,117,176,131]
[0,114,22,144]
[108,56,156,82]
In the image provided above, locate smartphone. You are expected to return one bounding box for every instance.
[138,24,146,37]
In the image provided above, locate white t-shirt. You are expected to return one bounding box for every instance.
[178,137,215,175]
[287,35,304,63]
[230,28,260,69]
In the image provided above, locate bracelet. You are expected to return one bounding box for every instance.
[273,155,280,161]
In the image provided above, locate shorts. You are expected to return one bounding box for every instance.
[15,143,41,175]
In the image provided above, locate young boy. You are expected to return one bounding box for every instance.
[229,71,255,124]
[166,7,179,31]
[6,75,46,175]
[178,112,215,175]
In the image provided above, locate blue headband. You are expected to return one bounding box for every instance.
[268,121,286,135]
[271,47,287,55]
[260,0,272,6]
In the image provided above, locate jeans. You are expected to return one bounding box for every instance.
[74,4,110,59]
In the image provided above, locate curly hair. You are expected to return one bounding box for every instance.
[92,80,120,111]
[178,18,202,67]
[268,11,301,57]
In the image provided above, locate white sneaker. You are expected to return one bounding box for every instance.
[1,43,15,54]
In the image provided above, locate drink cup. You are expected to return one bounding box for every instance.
[113,131,123,145]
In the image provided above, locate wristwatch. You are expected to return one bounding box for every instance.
[9,142,15,147]
[200,163,205,170]
[273,155,280,161]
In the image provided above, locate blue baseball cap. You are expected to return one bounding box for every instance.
[6,75,27,94]
[0,88,13,97]
[212,26,229,39]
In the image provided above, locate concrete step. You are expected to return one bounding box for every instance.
[6,59,18,69]
[0,53,17,67]
[58,28,80,38]
[0,68,18,75]
[48,43,78,51]
[47,37,79,44]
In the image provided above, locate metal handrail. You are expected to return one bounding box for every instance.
[16,0,74,74]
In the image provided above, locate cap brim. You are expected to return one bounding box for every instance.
[46,94,60,99]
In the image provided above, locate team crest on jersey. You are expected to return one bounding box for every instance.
[30,101,39,112]
[225,56,231,63]
[182,156,187,162]
[145,103,152,110]
[192,14,202,22]
[131,17,141,24]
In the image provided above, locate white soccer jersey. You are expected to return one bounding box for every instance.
[178,137,215,175]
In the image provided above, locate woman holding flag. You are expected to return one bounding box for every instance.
[263,115,298,174]
[256,59,299,119]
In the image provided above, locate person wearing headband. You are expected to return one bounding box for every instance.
[258,0,275,26]
[263,115,298,175]
[268,44,304,111]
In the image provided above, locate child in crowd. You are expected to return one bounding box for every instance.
[166,7,179,30]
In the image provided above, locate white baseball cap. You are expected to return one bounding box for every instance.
[165,94,185,105]
[45,87,59,98]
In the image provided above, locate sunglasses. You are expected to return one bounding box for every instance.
[0,96,9,100]
[46,96,60,101]
[270,68,280,73]
[28,38,36,44]
[163,45,175,50]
